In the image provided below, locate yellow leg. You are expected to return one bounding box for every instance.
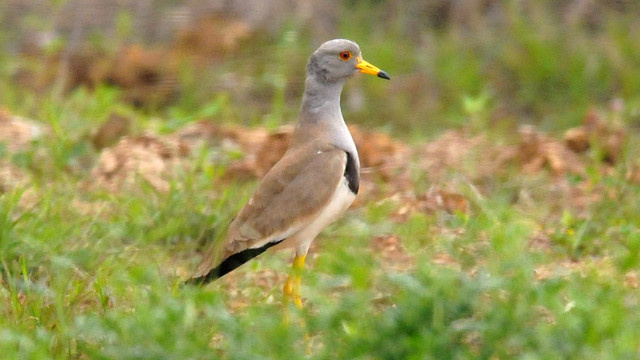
[282,254,312,354]
[283,254,306,308]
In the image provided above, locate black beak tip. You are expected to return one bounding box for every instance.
[378,70,391,80]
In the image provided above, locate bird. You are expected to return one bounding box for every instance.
[187,39,390,308]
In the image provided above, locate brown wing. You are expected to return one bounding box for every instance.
[192,145,346,277]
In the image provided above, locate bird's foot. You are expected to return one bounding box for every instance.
[283,274,303,309]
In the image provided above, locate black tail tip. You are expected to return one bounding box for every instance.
[183,276,207,286]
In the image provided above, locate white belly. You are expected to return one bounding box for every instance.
[276,176,356,254]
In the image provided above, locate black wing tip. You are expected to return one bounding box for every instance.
[185,239,285,286]
[184,271,220,286]
[184,275,207,286]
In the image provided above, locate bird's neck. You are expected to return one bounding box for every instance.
[298,75,345,124]
[292,74,357,156]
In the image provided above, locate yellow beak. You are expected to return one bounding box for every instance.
[356,57,390,80]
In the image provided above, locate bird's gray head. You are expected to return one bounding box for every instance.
[307,39,390,83]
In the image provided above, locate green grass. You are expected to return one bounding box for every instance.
[2,164,640,360]
[2,105,639,359]
[2,1,640,359]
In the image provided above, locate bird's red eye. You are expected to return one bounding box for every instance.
[339,51,352,61]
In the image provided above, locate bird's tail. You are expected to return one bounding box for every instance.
[184,268,223,285]
[185,239,285,285]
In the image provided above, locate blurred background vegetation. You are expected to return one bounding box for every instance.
[2,1,640,359]
[2,0,640,136]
